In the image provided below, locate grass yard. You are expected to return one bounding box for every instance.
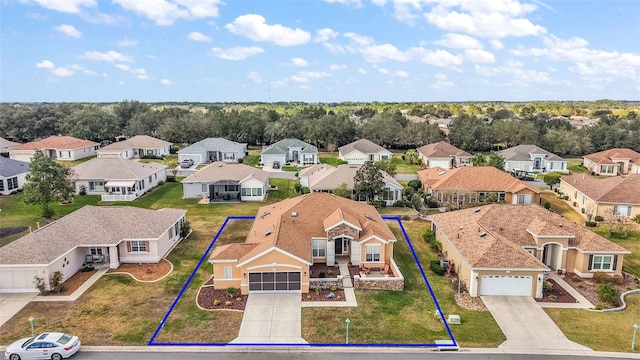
[567,158,587,174]
[540,191,585,224]
[592,226,640,277]
[319,152,345,166]
[139,154,179,168]
[376,207,418,215]
[56,155,96,168]
[390,153,419,174]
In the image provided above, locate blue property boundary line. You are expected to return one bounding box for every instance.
[148,215,457,348]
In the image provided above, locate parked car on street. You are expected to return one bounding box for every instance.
[4,332,81,360]
[180,159,194,168]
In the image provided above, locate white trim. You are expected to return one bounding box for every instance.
[358,234,389,244]
[246,263,304,271]
[324,220,363,232]
[238,247,312,267]
[208,259,237,264]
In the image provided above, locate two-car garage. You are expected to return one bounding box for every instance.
[479,275,533,297]
[248,271,301,292]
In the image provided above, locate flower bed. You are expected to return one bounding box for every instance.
[197,286,248,311]
[302,288,346,302]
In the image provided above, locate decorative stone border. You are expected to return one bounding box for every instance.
[590,289,640,313]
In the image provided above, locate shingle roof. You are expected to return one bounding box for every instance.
[338,139,388,156]
[418,166,540,193]
[261,138,317,155]
[561,174,640,204]
[498,144,565,162]
[0,156,29,177]
[0,137,21,150]
[0,206,186,265]
[429,204,629,269]
[416,141,471,158]
[11,136,99,150]
[210,193,395,264]
[98,135,171,151]
[303,164,401,190]
[584,148,640,165]
[178,138,246,154]
[72,158,167,180]
[182,161,269,183]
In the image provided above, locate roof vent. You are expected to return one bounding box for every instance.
[364,214,376,221]
[474,208,481,213]
[218,163,223,167]
[479,232,487,237]
[265,231,272,236]
[438,171,446,176]
[291,211,298,217]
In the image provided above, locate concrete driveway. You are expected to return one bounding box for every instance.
[482,296,591,351]
[0,293,37,327]
[231,293,307,344]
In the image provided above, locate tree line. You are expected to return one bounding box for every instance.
[1,101,638,155]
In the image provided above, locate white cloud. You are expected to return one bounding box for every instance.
[395,70,409,77]
[330,64,347,70]
[114,63,148,79]
[27,12,48,20]
[435,33,482,49]
[117,38,139,47]
[83,50,133,63]
[290,75,309,83]
[161,78,173,85]
[357,68,367,74]
[226,14,311,47]
[298,71,330,78]
[322,42,346,54]
[69,63,96,75]
[52,67,74,77]
[211,46,264,60]
[53,24,82,38]
[359,43,412,62]
[247,71,263,83]
[36,60,55,69]
[291,58,308,67]
[432,73,453,88]
[29,0,96,13]
[112,0,221,26]
[344,32,374,47]
[324,0,362,7]
[463,49,496,63]
[489,39,504,50]
[377,67,390,74]
[411,48,463,67]
[187,31,212,42]
[315,28,339,42]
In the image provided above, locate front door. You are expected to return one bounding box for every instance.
[334,238,348,256]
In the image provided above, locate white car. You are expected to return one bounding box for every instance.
[4,332,80,360]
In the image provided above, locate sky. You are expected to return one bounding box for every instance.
[1,0,639,103]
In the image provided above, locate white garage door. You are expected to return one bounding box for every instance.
[248,271,301,292]
[480,275,532,296]
[0,269,40,293]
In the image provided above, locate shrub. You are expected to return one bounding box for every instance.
[577,284,584,289]
[301,187,311,194]
[585,221,597,227]
[543,202,551,210]
[225,300,233,306]
[562,195,569,200]
[314,286,321,295]
[543,281,553,292]
[394,200,406,207]
[213,299,221,306]
[594,215,604,221]
[79,185,87,196]
[407,179,422,190]
[50,271,65,293]
[294,183,302,193]
[236,297,242,302]
[430,260,445,275]
[226,287,237,297]
[327,269,333,275]
[163,272,189,294]
[337,295,342,300]
[548,294,558,301]
[634,214,640,224]
[573,201,577,207]
[33,276,46,294]
[307,295,312,300]
[597,283,621,307]
[581,208,585,213]
[592,272,614,284]
[369,200,383,208]
[330,285,337,292]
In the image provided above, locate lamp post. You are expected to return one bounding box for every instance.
[345,318,350,344]
[633,323,639,350]
[28,316,35,338]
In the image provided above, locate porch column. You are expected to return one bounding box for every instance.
[327,239,335,266]
[108,245,119,269]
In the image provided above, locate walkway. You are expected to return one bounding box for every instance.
[231,293,307,344]
[538,272,595,309]
[482,296,591,351]
[303,257,357,308]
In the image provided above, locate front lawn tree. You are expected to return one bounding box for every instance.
[487,152,505,171]
[23,150,74,218]
[354,161,384,204]
[542,173,562,189]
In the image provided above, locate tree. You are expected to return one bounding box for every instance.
[353,161,385,203]
[542,173,561,189]
[472,153,486,166]
[375,159,397,176]
[22,150,74,218]
[332,183,352,199]
[486,152,505,171]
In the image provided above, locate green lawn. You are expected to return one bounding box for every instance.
[591,226,640,277]
[391,153,419,174]
[567,158,587,174]
[139,154,179,167]
[319,152,345,166]
[540,191,585,223]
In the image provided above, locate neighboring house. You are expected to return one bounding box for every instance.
[416,141,472,169]
[583,148,640,176]
[9,135,100,162]
[418,166,541,206]
[97,135,172,159]
[178,138,247,166]
[182,161,269,202]
[0,206,187,293]
[299,164,402,206]
[260,138,319,166]
[559,174,640,220]
[0,157,29,195]
[338,139,393,164]
[498,144,568,174]
[0,137,21,155]
[430,204,630,298]
[208,192,401,295]
[71,158,167,201]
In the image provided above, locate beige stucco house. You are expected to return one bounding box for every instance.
[559,174,640,220]
[97,135,172,159]
[419,166,541,207]
[416,141,472,169]
[338,139,393,164]
[9,135,100,162]
[429,204,630,298]
[208,192,400,294]
[0,206,186,293]
[583,148,640,176]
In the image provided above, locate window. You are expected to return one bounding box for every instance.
[174,222,179,238]
[382,188,396,201]
[154,173,157,180]
[59,151,71,159]
[365,244,381,262]
[498,193,505,202]
[130,241,147,252]
[90,247,103,255]
[0,179,4,192]
[312,239,326,258]
[592,255,613,270]
[7,177,18,190]
[582,195,586,204]
[380,154,389,160]
[574,190,577,199]
[202,184,208,193]
[169,227,174,239]
[241,187,263,197]
[517,194,532,205]
[224,266,233,279]
[225,185,239,192]
[548,162,553,170]
[613,205,632,217]
[601,165,614,174]
[148,176,152,183]
[89,181,104,191]
[223,153,236,160]
[140,179,145,189]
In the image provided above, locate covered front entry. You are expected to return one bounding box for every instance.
[209,180,240,202]
[480,275,532,296]
[542,243,563,270]
[334,237,349,256]
[248,271,301,292]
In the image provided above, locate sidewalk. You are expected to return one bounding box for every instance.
[32,267,109,302]
[302,257,357,308]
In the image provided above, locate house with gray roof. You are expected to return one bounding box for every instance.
[299,163,402,206]
[416,141,472,169]
[338,139,393,164]
[97,135,172,159]
[178,137,247,166]
[0,137,21,155]
[498,144,568,174]
[0,206,186,293]
[182,161,269,202]
[260,138,318,166]
[0,157,29,195]
[71,158,167,201]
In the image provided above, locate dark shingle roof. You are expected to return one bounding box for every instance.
[261,138,318,155]
[0,156,29,177]
[498,145,565,162]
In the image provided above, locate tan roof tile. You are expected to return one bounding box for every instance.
[416,141,471,158]
[339,139,388,155]
[584,148,640,165]
[561,174,640,204]
[12,136,99,150]
[99,135,171,151]
[419,166,540,193]
[183,161,269,184]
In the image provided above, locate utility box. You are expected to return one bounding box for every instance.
[448,314,461,324]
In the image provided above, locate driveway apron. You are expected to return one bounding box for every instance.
[0,293,37,327]
[231,293,307,344]
[482,296,591,351]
